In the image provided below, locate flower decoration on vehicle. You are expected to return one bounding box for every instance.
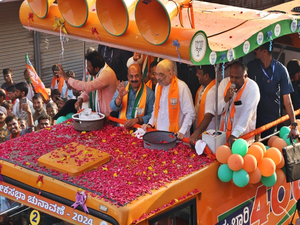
[0,120,213,206]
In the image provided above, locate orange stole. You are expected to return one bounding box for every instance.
[51,77,64,92]
[220,79,248,139]
[197,79,216,127]
[154,75,180,133]
[119,82,147,120]
[146,80,152,89]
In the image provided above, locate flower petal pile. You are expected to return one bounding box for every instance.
[0,121,213,206]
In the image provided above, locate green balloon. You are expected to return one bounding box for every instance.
[218,164,233,182]
[282,133,297,146]
[279,126,290,139]
[66,112,75,119]
[233,169,249,187]
[261,173,277,187]
[231,139,248,156]
[265,146,270,150]
[56,116,67,124]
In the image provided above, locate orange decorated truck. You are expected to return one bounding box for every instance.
[1,0,300,224]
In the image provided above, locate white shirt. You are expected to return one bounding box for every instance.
[148,79,195,137]
[193,83,218,131]
[61,86,76,99]
[217,77,260,139]
[26,81,34,101]
[12,98,19,115]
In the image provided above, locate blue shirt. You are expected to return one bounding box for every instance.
[110,81,155,124]
[61,85,74,99]
[247,58,293,127]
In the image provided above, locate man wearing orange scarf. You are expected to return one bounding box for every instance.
[51,64,65,93]
[142,60,195,140]
[217,61,260,146]
[110,64,155,128]
[190,65,217,145]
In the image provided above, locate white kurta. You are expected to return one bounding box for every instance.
[194,84,218,131]
[148,79,195,137]
[217,77,260,139]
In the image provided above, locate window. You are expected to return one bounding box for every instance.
[149,198,197,225]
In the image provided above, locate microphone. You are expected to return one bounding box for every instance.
[229,83,236,100]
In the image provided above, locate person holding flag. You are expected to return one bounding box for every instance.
[25,54,49,103]
[110,64,155,128]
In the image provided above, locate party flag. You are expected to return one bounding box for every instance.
[25,53,49,101]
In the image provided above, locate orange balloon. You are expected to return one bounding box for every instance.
[271,138,287,153]
[264,147,282,166]
[249,167,261,184]
[267,136,279,147]
[251,142,266,155]
[257,158,276,177]
[243,154,257,173]
[247,145,264,163]
[276,156,285,169]
[227,154,244,171]
[216,145,232,164]
[274,169,286,187]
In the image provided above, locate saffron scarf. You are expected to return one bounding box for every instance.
[154,75,180,133]
[197,79,216,127]
[51,77,64,93]
[146,80,152,89]
[220,78,248,139]
[120,82,147,120]
[10,131,20,140]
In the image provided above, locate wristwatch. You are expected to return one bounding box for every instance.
[291,122,298,128]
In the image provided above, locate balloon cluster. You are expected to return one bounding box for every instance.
[56,112,74,124]
[216,139,286,188]
[268,126,297,151]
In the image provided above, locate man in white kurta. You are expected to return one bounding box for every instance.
[190,65,217,145]
[217,61,260,146]
[142,60,195,139]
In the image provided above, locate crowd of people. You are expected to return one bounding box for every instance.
[0,42,299,224]
[2,42,300,149]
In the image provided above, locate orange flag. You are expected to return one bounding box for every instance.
[25,53,49,101]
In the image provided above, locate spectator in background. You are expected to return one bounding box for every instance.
[1,68,15,90]
[50,64,65,93]
[98,45,133,81]
[46,102,58,125]
[61,70,76,99]
[56,96,69,111]
[0,89,6,107]
[0,107,9,143]
[7,86,19,115]
[14,82,35,124]
[5,103,34,140]
[287,59,300,117]
[2,101,13,116]
[24,69,35,101]
[50,89,61,105]
[18,118,26,130]
[36,114,51,131]
[32,93,48,125]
